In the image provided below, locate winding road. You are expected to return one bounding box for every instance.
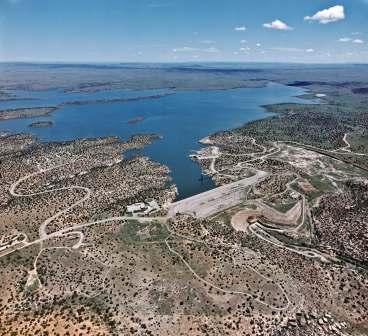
[3,134,361,311]
[3,161,295,311]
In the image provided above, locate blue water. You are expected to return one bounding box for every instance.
[0,83,311,199]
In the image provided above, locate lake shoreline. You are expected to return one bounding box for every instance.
[0,83,311,200]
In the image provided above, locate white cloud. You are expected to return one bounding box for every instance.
[304,5,345,24]
[339,37,364,44]
[271,47,304,52]
[306,48,315,53]
[234,26,247,31]
[172,46,220,53]
[352,39,364,44]
[199,40,216,44]
[263,19,293,31]
[256,43,261,47]
[203,47,220,53]
[240,47,250,52]
[240,39,247,44]
[172,47,197,53]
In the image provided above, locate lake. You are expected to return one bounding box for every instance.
[0,83,311,199]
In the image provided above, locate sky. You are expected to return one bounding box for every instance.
[0,0,367,63]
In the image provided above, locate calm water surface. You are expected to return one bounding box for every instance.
[0,83,311,199]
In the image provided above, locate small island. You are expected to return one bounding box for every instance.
[127,116,144,124]
[28,121,53,128]
[0,106,57,120]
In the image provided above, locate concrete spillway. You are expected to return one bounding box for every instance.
[168,170,269,218]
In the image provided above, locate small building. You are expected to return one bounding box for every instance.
[290,191,299,199]
[146,199,160,211]
[126,199,160,216]
[126,202,146,214]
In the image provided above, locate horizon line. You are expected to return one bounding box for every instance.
[1,60,368,66]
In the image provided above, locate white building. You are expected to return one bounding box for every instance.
[126,202,146,214]
[126,199,160,216]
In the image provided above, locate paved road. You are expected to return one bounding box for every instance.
[9,162,92,239]
[7,163,166,254]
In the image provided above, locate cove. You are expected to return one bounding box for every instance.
[0,82,311,200]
